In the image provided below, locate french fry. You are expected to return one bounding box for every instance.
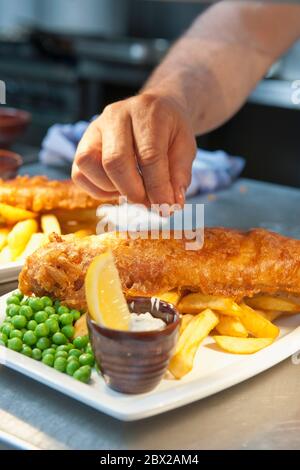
[178,293,242,317]
[179,314,194,334]
[0,246,12,264]
[7,219,38,260]
[74,313,88,338]
[73,229,94,238]
[159,290,181,306]
[258,310,283,322]
[0,228,9,251]
[0,203,37,224]
[169,309,219,379]
[17,233,48,261]
[216,315,248,338]
[213,335,273,354]
[41,214,61,235]
[239,303,279,338]
[246,295,300,313]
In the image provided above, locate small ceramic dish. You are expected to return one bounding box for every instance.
[87,297,180,394]
[0,149,23,179]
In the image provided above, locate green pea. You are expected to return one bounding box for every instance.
[61,325,75,339]
[68,348,82,359]
[27,319,38,331]
[73,335,89,350]
[21,345,32,357]
[10,329,23,340]
[49,313,59,322]
[85,343,93,355]
[79,353,94,367]
[54,357,67,372]
[56,345,69,352]
[7,337,22,352]
[28,297,44,311]
[13,289,24,300]
[0,340,5,346]
[35,323,50,338]
[42,348,56,357]
[59,313,73,326]
[42,354,54,367]
[23,330,37,346]
[7,305,20,317]
[70,309,81,321]
[11,315,27,329]
[36,337,51,350]
[41,296,52,307]
[32,348,42,360]
[20,298,28,306]
[19,305,33,320]
[0,332,8,344]
[7,295,20,305]
[45,318,59,335]
[45,306,56,316]
[66,359,80,376]
[6,305,12,316]
[52,332,67,345]
[1,322,13,337]
[50,344,58,350]
[66,343,74,352]
[73,365,92,383]
[34,311,48,324]
[55,350,68,359]
[58,305,69,315]
[29,297,46,312]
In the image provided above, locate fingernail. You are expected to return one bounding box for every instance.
[176,186,186,207]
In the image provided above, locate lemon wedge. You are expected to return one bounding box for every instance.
[85,250,130,331]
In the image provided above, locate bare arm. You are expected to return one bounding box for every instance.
[144,0,300,134]
[73,1,300,206]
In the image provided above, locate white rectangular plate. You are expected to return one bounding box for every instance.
[0,261,23,284]
[1,291,300,421]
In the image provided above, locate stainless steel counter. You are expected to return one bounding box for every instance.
[1,174,300,450]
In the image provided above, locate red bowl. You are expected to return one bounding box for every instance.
[0,107,31,148]
[0,149,23,180]
[87,297,180,394]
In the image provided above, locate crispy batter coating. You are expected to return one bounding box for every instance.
[18,228,300,310]
[0,175,106,212]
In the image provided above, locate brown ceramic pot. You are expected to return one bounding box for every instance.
[0,107,31,148]
[87,297,180,394]
[0,149,23,179]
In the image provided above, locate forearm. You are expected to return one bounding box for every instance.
[143,1,300,135]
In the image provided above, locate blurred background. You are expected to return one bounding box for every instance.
[0,0,300,186]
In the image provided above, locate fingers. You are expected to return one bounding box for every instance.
[73,95,195,207]
[72,163,119,200]
[169,127,197,207]
[74,120,115,192]
[130,97,175,206]
[101,105,148,204]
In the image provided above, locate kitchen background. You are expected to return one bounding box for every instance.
[0,0,300,187]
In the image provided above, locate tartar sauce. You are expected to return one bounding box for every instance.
[129,312,166,332]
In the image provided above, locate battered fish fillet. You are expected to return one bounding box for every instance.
[0,175,106,212]
[19,228,300,310]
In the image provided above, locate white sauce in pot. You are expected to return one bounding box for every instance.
[129,312,166,332]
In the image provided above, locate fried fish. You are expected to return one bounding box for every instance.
[18,228,300,310]
[0,175,106,212]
